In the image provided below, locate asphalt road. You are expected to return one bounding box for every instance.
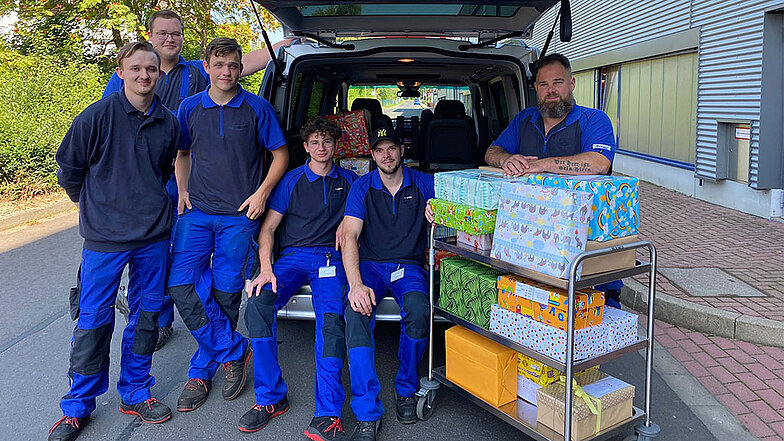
[0,216,718,441]
[385,101,428,119]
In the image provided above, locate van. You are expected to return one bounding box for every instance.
[255,1,573,320]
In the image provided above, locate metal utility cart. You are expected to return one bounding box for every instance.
[415,224,660,441]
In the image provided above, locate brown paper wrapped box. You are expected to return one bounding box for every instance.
[581,235,638,276]
[536,370,635,441]
[445,325,517,407]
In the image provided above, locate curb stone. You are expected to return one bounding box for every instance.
[0,201,75,231]
[622,278,784,348]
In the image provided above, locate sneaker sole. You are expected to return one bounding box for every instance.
[236,405,289,433]
[396,414,418,425]
[304,428,332,441]
[224,346,252,401]
[119,407,172,424]
[176,395,208,413]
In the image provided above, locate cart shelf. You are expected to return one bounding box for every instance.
[434,306,648,372]
[432,366,646,441]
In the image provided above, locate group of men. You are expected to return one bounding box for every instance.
[48,8,619,440]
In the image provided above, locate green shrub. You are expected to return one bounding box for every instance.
[0,49,105,198]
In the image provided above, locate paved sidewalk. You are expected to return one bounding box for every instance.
[631,181,784,440]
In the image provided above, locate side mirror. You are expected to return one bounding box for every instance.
[560,0,573,42]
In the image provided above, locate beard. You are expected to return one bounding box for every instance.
[377,158,402,175]
[538,92,575,119]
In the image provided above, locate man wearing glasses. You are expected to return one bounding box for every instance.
[101,10,294,350]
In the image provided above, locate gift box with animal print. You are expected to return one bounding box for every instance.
[491,182,593,278]
[439,256,502,328]
[526,173,639,242]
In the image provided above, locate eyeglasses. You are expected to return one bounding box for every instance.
[153,31,183,40]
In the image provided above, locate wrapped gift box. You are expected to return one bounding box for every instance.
[433,250,456,272]
[518,374,543,405]
[446,326,517,407]
[489,304,606,363]
[527,173,639,242]
[491,183,592,278]
[325,110,371,158]
[582,234,638,275]
[439,257,501,328]
[603,307,638,352]
[434,169,511,210]
[518,353,561,387]
[339,157,372,176]
[431,198,497,235]
[456,231,494,251]
[536,370,635,441]
[497,275,538,318]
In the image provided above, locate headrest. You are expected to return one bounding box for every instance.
[351,98,383,116]
[420,109,434,120]
[434,100,466,118]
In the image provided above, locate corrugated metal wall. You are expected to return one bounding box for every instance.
[526,0,784,188]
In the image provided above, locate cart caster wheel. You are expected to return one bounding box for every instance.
[416,390,437,421]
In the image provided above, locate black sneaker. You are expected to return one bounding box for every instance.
[154,325,174,351]
[222,343,252,400]
[48,416,88,441]
[395,394,418,424]
[305,416,348,441]
[350,420,381,441]
[177,378,212,412]
[119,397,172,424]
[237,396,290,433]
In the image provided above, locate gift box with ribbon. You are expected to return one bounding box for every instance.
[536,370,635,441]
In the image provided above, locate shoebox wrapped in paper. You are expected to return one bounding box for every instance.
[491,183,592,278]
[497,275,605,330]
[603,307,639,352]
[536,370,635,441]
[456,231,494,251]
[339,157,372,176]
[439,256,501,328]
[431,198,497,235]
[445,325,517,407]
[433,250,456,272]
[325,110,371,158]
[434,169,511,210]
[526,173,639,242]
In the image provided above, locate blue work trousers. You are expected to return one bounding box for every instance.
[60,239,169,418]
[344,261,430,421]
[168,207,256,380]
[245,247,347,417]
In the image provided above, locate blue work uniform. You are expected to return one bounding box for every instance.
[244,161,358,417]
[492,103,622,301]
[55,91,179,418]
[343,166,435,421]
[103,55,209,329]
[168,86,286,381]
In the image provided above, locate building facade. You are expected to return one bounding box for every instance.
[526,0,784,218]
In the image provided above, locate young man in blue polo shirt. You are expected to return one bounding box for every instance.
[49,41,178,441]
[483,52,623,305]
[341,127,435,441]
[168,37,289,413]
[239,117,358,439]
[101,9,294,350]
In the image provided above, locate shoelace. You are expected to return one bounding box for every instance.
[49,416,79,434]
[184,378,208,392]
[222,360,236,379]
[250,404,276,414]
[142,397,161,409]
[324,418,343,436]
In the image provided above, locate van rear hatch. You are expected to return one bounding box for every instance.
[255,1,560,39]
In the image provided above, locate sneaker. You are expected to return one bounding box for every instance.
[177,378,212,412]
[237,396,290,433]
[605,289,622,309]
[305,416,347,441]
[350,420,381,441]
[222,342,252,400]
[119,397,172,424]
[395,394,418,424]
[154,325,174,351]
[48,416,88,441]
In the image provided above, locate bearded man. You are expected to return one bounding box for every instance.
[484,53,616,176]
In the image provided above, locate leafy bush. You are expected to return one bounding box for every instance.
[0,49,105,198]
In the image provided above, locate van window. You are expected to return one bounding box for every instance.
[347,84,472,119]
[308,80,327,118]
[489,80,509,129]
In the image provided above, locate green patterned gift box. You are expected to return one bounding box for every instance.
[431,198,497,235]
[439,256,502,328]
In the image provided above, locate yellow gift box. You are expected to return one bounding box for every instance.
[446,326,517,408]
[536,370,635,441]
[518,353,561,386]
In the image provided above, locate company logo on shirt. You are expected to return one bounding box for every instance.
[592,143,612,151]
[335,187,344,191]
[403,195,413,200]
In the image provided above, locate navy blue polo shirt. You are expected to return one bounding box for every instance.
[56,91,180,252]
[267,161,359,249]
[177,86,286,215]
[492,104,616,162]
[344,166,435,265]
[103,56,209,111]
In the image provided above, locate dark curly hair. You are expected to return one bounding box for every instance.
[300,117,342,143]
